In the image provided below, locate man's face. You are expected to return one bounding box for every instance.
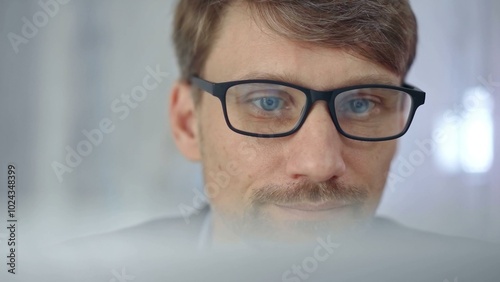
[173,3,401,242]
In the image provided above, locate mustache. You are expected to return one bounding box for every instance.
[249,179,369,206]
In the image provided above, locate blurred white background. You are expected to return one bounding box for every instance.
[0,0,498,252]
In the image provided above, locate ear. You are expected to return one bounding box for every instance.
[169,80,201,161]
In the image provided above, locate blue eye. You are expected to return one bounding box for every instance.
[348,99,372,114]
[255,97,283,111]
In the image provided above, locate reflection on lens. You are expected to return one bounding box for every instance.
[334,88,412,138]
[224,83,414,139]
[226,83,307,134]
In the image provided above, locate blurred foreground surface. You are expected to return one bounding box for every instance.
[11,235,500,282]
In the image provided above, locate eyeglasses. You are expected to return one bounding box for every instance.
[190,76,425,141]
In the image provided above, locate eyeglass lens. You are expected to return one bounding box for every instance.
[225,83,412,138]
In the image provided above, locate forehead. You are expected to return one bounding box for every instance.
[202,2,401,89]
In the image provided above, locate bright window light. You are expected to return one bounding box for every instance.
[435,117,460,173]
[459,87,494,174]
[434,86,494,174]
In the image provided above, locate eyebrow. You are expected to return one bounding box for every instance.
[234,72,401,89]
[236,72,300,84]
[341,75,401,87]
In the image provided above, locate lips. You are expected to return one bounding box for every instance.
[267,201,357,222]
[274,200,350,212]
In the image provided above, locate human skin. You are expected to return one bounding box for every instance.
[170,3,401,243]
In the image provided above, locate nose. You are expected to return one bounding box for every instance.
[285,102,346,182]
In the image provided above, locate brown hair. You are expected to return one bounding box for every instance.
[173,0,418,97]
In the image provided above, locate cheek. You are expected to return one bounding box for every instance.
[341,141,397,214]
[200,136,286,217]
[198,118,255,214]
[198,97,285,214]
[201,143,263,220]
[345,141,397,190]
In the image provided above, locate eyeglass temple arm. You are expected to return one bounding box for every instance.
[403,82,423,92]
[402,82,426,106]
[190,76,215,94]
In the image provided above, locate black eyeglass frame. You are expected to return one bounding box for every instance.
[190,76,426,141]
